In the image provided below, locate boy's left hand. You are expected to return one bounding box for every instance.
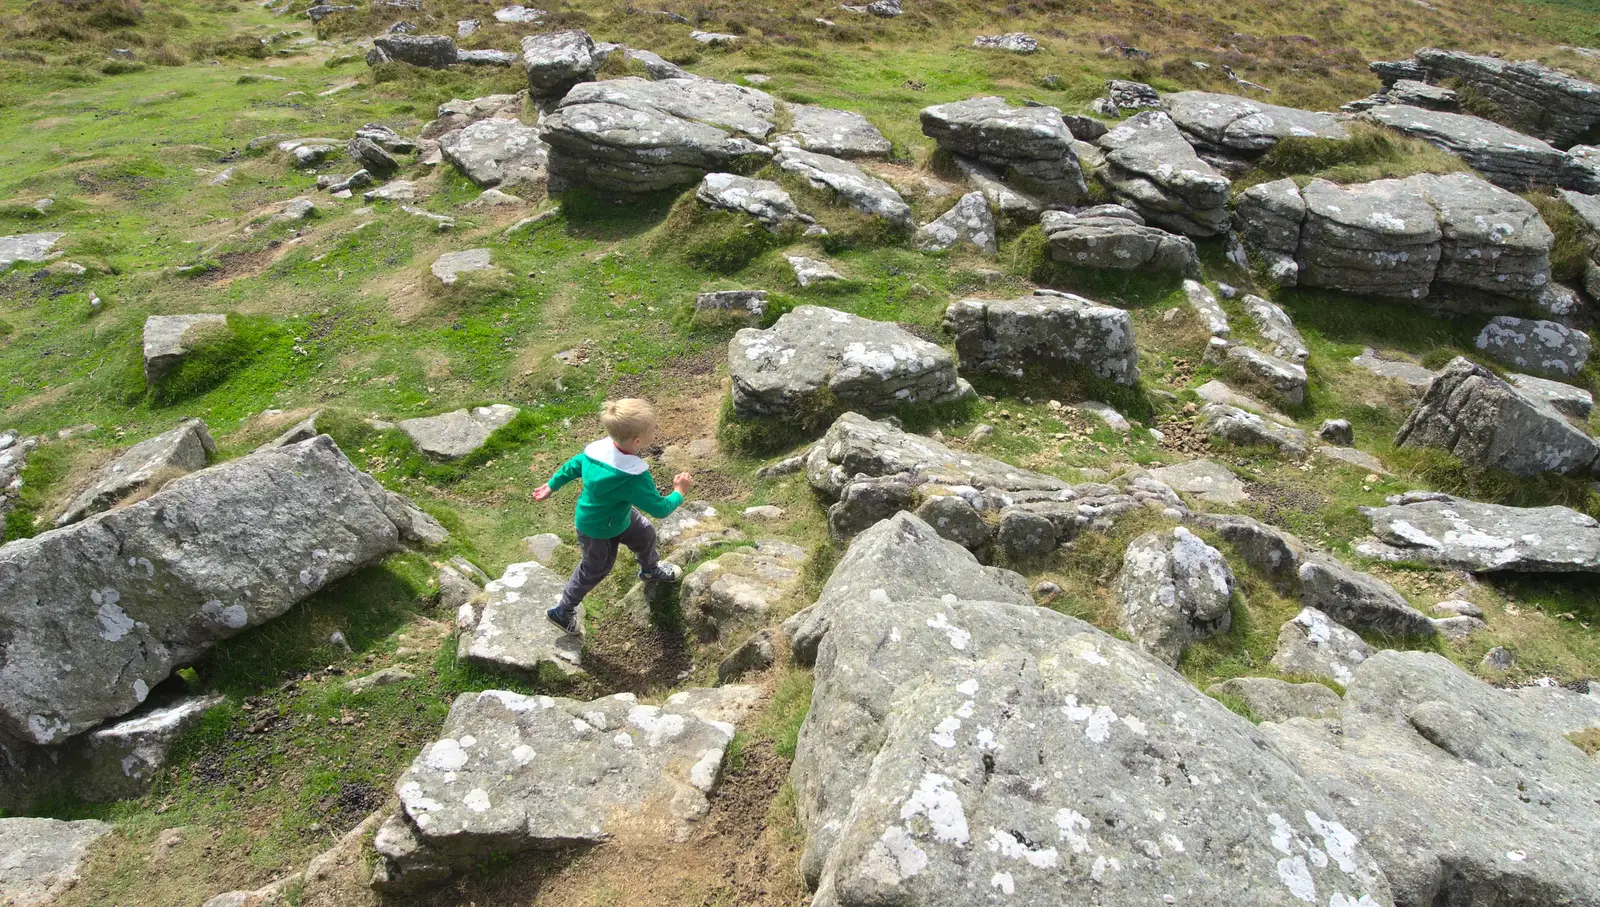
[532,483,552,502]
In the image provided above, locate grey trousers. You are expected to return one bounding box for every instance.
[555,508,661,614]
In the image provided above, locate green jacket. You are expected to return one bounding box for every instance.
[548,438,683,538]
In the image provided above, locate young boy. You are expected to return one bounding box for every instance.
[532,398,694,635]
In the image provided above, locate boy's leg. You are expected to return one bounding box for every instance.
[617,508,663,574]
[555,533,621,615]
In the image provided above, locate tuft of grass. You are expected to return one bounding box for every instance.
[754,668,813,760]
[1247,122,1470,187]
[1569,728,1600,756]
[1387,446,1600,516]
[125,313,289,406]
[1531,191,1591,283]
[1,441,70,543]
[649,193,788,274]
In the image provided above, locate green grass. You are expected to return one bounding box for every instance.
[1,438,68,542]
[1244,122,1472,189]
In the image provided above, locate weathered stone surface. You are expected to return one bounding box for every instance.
[779,104,890,158]
[1199,403,1310,455]
[995,507,1056,559]
[0,232,64,271]
[1507,371,1593,420]
[1318,419,1355,445]
[0,437,420,744]
[1377,47,1600,147]
[1265,650,1600,905]
[1432,614,1487,641]
[1364,104,1566,189]
[682,539,807,637]
[1225,345,1307,408]
[1181,279,1230,339]
[696,173,810,231]
[429,248,493,286]
[621,47,696,81]
[786,255,842,286]
[914,494,993,549]
[1117,526,1235,666]
[1241,294,1308,363]
[1395,357,1599,476]
[142,313,228,383]
[520,30,599,97]
[920,97,1088,204]
[1149,458,1248,505]
[543,77,777,193]
[1207,677,1341,722]
[371,34,459,69]
[1106,78,1161,112]
[372,688,738,890]
[1163,91,1348,167]
[1186,513,1306,585]
[773,146,911,228]
[728,306,972,418]
[439,118,548,189]
[717,629,774,683]
[1098,111,1231,235]
[424,93,524,139]
[972,32,1037,53]
[792,518,1395,907]
[1271,606,1376,685]
[346,667,415,695]
[0,432,39,530]
[1194,380,1292,423]
[57,419,215,526]
[692,289,768,327]
[1474,315,1591,379]
[493,4,544,23]
[1040,205,1199,273]
[951,156,1043,222]
[914,191,997,255]
[347,136,400,177]
[0,818,112,906]
[1351,348,1435,388]
[397,404,520,460]
[1298,553,1435,637]
[943,291,1139,385]
[1360,491,1600,572]
[73,695,223,801]
[456,560,581,677]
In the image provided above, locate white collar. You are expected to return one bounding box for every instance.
[584,438,649,474]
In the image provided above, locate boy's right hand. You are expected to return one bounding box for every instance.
[672,472,694,494]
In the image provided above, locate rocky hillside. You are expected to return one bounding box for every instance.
[4,0,1600,905]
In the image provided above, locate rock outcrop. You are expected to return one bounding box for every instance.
[1040,205,1200,274]
[143,313,229,384]
[1198,403,1310,455]
[1241,294,1309,363]
[1364,105,1566,189]
[1163,90,1349,170]
[520,30,600,98]
[1360,491,1600,572]
[695,173,811,232]
[0,436,435,745]
[914,191,998,255]
[1207,677,1342,722]
[1224,345,1307,408]
[1270,607,1376,685]
[1373,48,1600,147]
[920,97,1089,205]
[397,404,520,460]
[1507,372,1594,420]
[1097,111,1231,235]
[456,560,581,676]
[1116,526,1236,666]
[1474,315,1591,379]
[943,291,1139,386]
[773,146,912,229]
[1297,553,1435,637]
[0,818,112,906]
[370,34,458,69]
[1394,357,1599,476]
[438,118,548,189]
[56,419,214,527]
[0,232,64,271]
[682,539,808,637]
[778,104,891,158]
[727,306,973,419]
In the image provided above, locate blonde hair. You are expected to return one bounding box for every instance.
[600,398,657,444]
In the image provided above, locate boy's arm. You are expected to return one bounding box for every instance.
[625,471,683,519]
[546,454,585,492]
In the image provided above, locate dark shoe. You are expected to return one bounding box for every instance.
[546,606,581,635]
[639,563,682,584]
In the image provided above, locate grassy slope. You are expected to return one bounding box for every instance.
[3,0,1600,903]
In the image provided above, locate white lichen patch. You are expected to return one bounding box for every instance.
[899,773,970,845]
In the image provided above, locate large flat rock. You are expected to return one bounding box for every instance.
[56,419,215,526]
[943,291,1139,386]
[1360,491,1600,572]
[1364,104,1565,189]
[457,560,581,676]
[779,104,891,158]
[142,313,228,384]
[1381,48,1600,146]
[1163,91,1348,162]
[1041,205,1199,274]
[0,436,422,745]
[696,173,810,231]
[0,818,111,907]
[398,404,519,460]
[773,147,912,228]
[920,97,1088,204]
[438,118,548,189]
[0,232,64,270]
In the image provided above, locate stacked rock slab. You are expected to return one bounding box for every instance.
[456,560,581,676]
[1374,48,1600,147]
[1237,172,1553,308]
[727,306,973,419]
[542,77,777,193]
[695,173,812,232]
[1363,104,1566,190]
[1360,491,1600,571]
[520,30,600,99]
[778,104,891,158]
[1394,357,1599,476]
[56,418,215,526]
[772,146,912,229]
[1040,205,1199,274]
[1162,90,1349,171]
[438,118,548,189]
[0,436,435,746]
[1263,650,1600,906]
[1116,526,1236,666]
[942,290,1140,386]
[919,97,1089,205]
[790,513,1396,906]
[1096,110,1231,235]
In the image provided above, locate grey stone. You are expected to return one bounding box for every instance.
[521,532,563,565]
[369,34,460,69]
[914,191,997,255]
[995,508,1056,560]
[446,49,514,66]
[972,33,1037,53]
[1198,403,1310,455]
[1364,105,1565,190]
[1560,143,1600,194]
[690,30,736,45]
[326,170,373,194]
[1264,650,1600,905]
[773,147,912,229]
[72,695,223,801]
[0,233,63,271]
[1098,111,1231,235]
[1351,348,1435,389]
[951,156,1042,223]
[1106,78,1161,111]
[696,173,810,232]
[693,289,768,327]
[1149,458,1248,505]
[1241,294,1308,363]
[345,667,415,695]
[683,539,808,636]
[826,478,917,541]
[439,118,548,189]
[1193,379,1292,423]
[779,104,891,158]
[622,47,696,81]
[57,419,214,526]
[1071,400,1130,434]
[1534,278,1591,327]
[493,5,545,23]
[346,136,399,177]
[0,818,112,906]
[1207,677,1341,722]
[0,436,420,744]
[1385,79,1459,109]
[742,504,783,521]
[1298,553,1435,637]
[914,494,993,549]
[656,500,746,565]
[791,525,1395,907]
[1316,445,1390,474]
[1482,646,1516,670]
[1317,419,1354,445]
[275,196,318,219]
[142,313,228,384]
[456,560,581,677]
[429,248,493,286]
[943,291,1139,386]
[1225,345,1307,408]
[400,204,455,230]
[1040,205,1199,274]
[398,404,520,460]
[1475,315,1591,379]
[1507,372,1593,420]
[1117,526,1235,666]
[718,629,774,683]
[1395,357,1599,476]
[1432,598,1484,618]
[372,688,736,890]
[424,93,525,139]
[1270,606,1376,685]
[456,18,479,37]
[355,124,418,154]
[1163,91,1349,168]
[1182,279,1230,339]
[468,188,524,208]
[0,433,39,532]
[542,77,777,193]
[728,305,972,418]
[436,562,480,613]
[920,97,1088,204]
[1432,614,1487,641]
[1361,491,1600,572]
[1377,47,1600,146]
[520,30,599,98]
